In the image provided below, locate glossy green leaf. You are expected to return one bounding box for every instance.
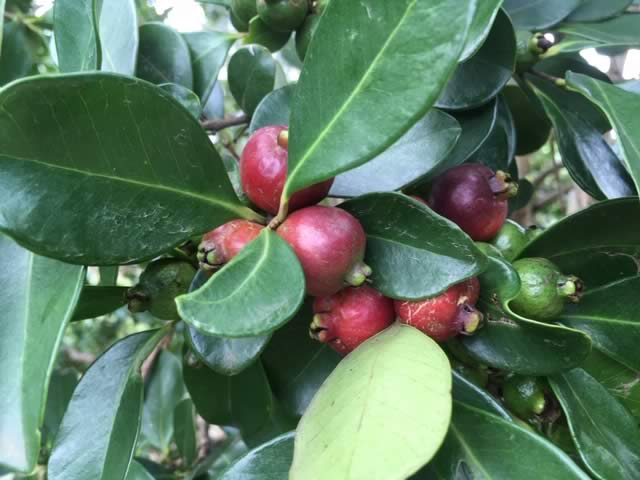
[186,270,270,375]
[503,0,581,30]
[0,73,258,265]
[330,109,461,197]
[559,276,640,372]
[460,0,504,61]
[141,351,185,452]
[174,398,197,466]
[136,23,193,89]
[582,349,640,420]
[283,0,476,199]
[183,31,235,104]
[249,84,295,132]
[620,80,640,95]
[528,76,634,199]
[0,21,34,87]
[341,193,487,300]
[158,83,202,119]
[48,328,168,480]
[183,359,291,445]
[550,369,640,480]
[464,304,591,377]
[0,234,84,473]
[72,286,128,321]
[417,376,589,479]
[437,9,515,111]
[177,230,304,337]
[228,45,275,116]
[550,15,640,54]
[503,83,551,155]
[467,94,516,171]
[566,0,632,22]
[262,300,340,417]
[567,73,640,194]
[219,432,294,480]
[186,325,270,376]
[125,461,156,480]
[41,371,78,451]
[533,54,611,133]
[462,252,592,375]
[414,100,498,185]
[0,0,5,54]
[54,0,138,75]
[290,324,452,480]
[244,16,291,52]
[522,198,640,288]
[451,370,511,418]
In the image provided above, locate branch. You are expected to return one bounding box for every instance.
[201,114,249,132]
[534,184,573,210]
[532,163,564,187]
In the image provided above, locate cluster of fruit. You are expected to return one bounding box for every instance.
[230,0,325,60]
[127,125,584,358]
[190,125,561,356]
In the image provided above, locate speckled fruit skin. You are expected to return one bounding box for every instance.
[277,206,367,297]
[395,278,482,342]
[429,164,509,241]
[510,258,567,321]
[257,0,309,32]
[240,125,334,214]
[312,285,395,355]
[458,277,480,305]
[198,220,263,269]
[395,286,461,342]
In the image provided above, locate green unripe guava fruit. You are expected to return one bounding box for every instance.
[257,0,309,33]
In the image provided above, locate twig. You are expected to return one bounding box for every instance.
[534,185,573,210]
[532,163,564,187]
[141,332,173,381]
[201,114,249,132]
[529,69,566,87]
[63,348,96,367]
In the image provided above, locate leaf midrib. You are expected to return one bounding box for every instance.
[0,153,245,215]
[286,0,419,194]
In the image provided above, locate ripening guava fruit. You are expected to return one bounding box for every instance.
[257,0,309,32]
[395,279,483,342]
[429,164,518,241]
[502,375,547,419]
[127,259,196,320]
[491,219,528,261]
[240,125,334,214]
[310,285,395,355]
[277,206,371,297]
[197,220,264,270]
[510,257,583,321]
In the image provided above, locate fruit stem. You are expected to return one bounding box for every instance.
[489,170,519,201]
[558,275,584,303]
[268,198,289,230]
[344,261,372,287]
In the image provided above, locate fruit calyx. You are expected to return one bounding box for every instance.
[456,304,484,336]
[488,170,519,201]
[126,288,150,313]
[558,275,584,303]
[277,129,289,149]
[344,261,372,288]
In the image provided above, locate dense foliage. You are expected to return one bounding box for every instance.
[1,0,640,479]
